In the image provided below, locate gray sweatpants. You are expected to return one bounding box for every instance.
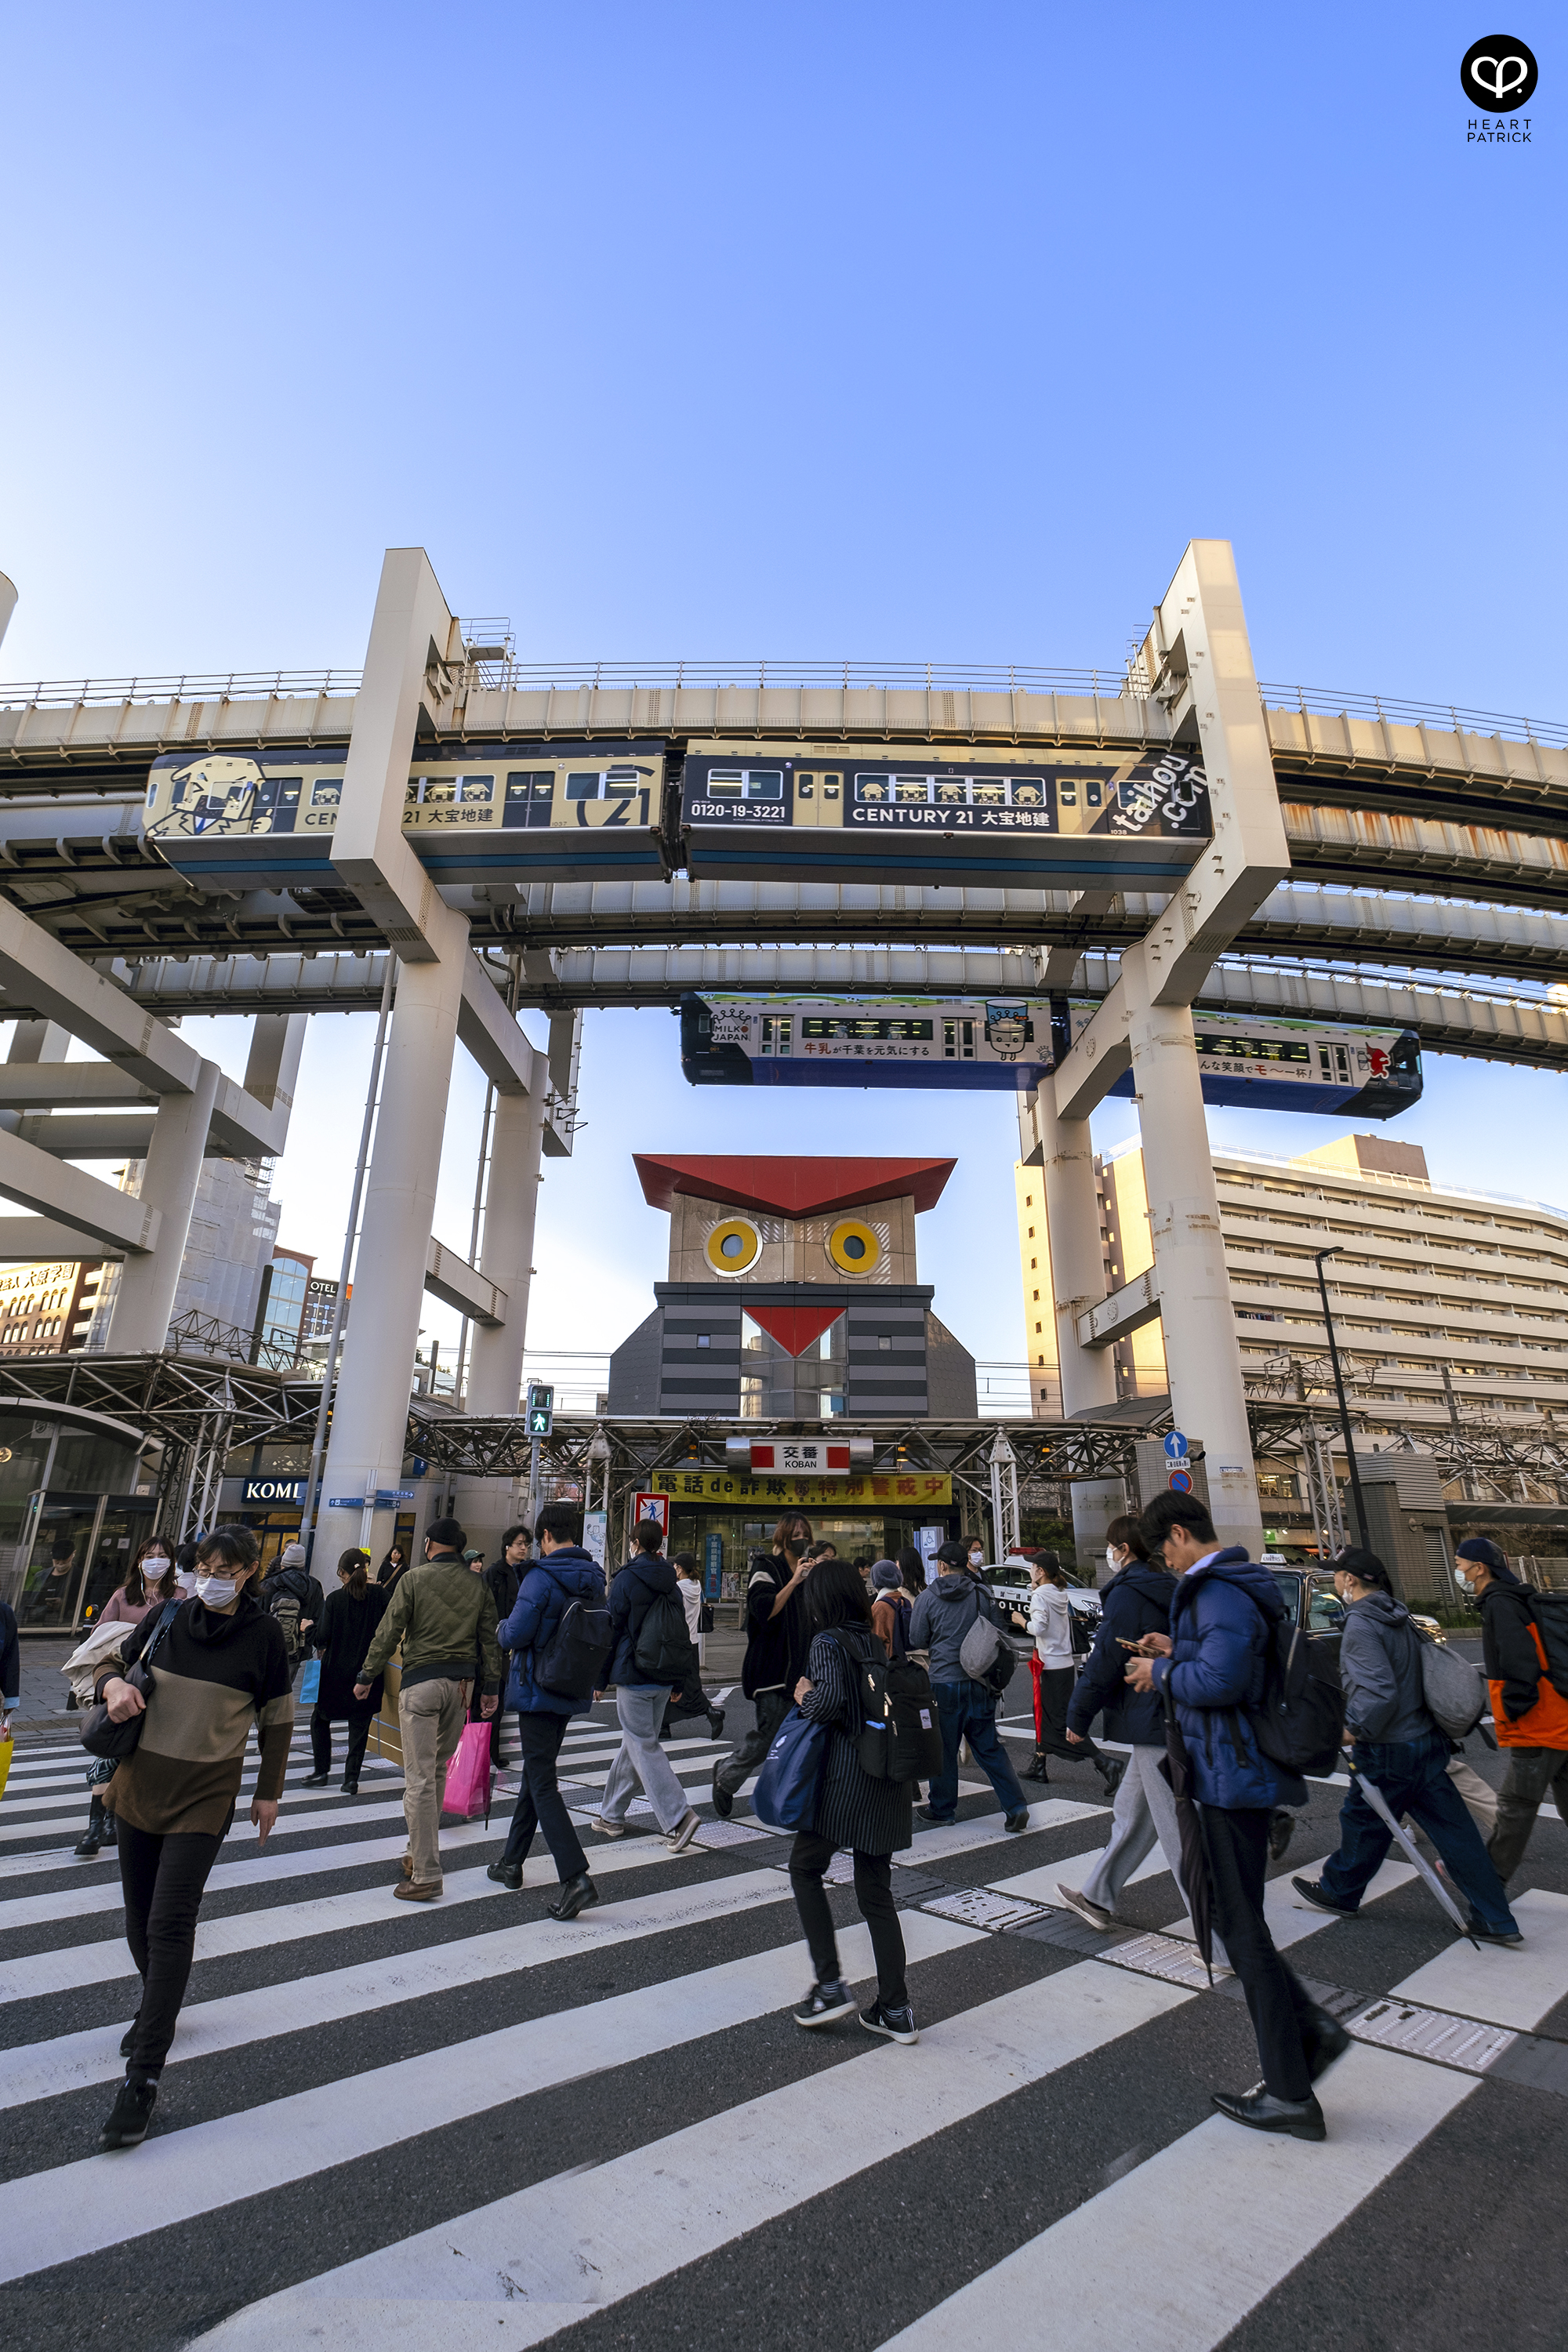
[1080,1743,1187,1912]
[599,1685,692,1834]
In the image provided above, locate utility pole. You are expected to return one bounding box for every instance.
[1313,1246,1368,1549]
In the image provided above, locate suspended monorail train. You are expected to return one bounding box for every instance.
[679,993,1422,1118]
[140,731,1212,891]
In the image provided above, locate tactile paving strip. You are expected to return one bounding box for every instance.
[693,1819,775,1848]
[1346,1998,1518,2074]
[1098,1930,1234,1991]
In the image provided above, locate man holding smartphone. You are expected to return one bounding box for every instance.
[1123,1493,1348,2143]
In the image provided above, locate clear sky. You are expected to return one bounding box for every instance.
[2,3,1562,1374]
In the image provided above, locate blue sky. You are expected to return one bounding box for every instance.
[2,4,1562,1372]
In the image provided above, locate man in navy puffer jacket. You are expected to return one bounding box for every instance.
[488,1499,606,1919]
[1127,1493,1349,2143]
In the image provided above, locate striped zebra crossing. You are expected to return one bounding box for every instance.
[3,1697,1565,2352]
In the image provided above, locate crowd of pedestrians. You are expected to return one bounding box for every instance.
[47,1466,1563,2161]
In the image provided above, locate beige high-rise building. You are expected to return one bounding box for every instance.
[1018,1132,1568,1439]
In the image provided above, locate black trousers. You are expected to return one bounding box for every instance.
[1034,1664,1107,1762]
[501,1711,589,1883]
[310,1706,372,1781]
[116,1820,226,2079]
[789,1831,908,2009]
[1203,1802,1323,2103]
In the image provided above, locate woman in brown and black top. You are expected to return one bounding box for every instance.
[94,1525,293,2150]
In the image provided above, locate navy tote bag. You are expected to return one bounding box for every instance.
[752,1707,829,1833]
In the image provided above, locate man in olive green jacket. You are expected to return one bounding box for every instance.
[356,1517,502,1900]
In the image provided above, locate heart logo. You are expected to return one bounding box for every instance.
[1469,52,1528,100]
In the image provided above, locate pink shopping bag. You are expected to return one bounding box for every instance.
[442,1720,493,1825]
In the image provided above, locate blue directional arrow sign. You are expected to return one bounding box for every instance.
[1163,1431,1189,1461]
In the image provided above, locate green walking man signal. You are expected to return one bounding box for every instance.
[526,1382,554,1437]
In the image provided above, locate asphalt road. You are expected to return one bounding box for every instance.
[2,1660,1564,2352]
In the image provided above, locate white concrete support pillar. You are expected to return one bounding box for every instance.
[311,546,469,1574]
[1127,984,1263,1559]
[457,1054,548,1557]
[106,1058,221,1352]
[8,1021,72,1064]
[315,949,466,1571]
[1034,1077,1124,1579]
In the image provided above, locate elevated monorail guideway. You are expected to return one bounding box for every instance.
[677,989,1422,1117]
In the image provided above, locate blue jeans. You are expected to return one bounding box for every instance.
[1321,1732,1519,1936]
[927,1681,1027,1820]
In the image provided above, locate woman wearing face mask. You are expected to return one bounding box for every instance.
[73,1541,178,1859]
[1019,1553,1119,1791]
[92,1525,293,2151]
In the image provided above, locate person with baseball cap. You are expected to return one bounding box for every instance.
[1455,1536,1568,1885]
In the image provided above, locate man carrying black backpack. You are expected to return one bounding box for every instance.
[486,1501,607,1919]
[592,1520,702,1853]
[1124,1493,1350,2144]
[259,1542,325,1685]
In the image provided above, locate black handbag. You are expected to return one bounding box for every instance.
[79,1600,181,1760]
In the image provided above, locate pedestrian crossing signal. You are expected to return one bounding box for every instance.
[526,1383,554,1436]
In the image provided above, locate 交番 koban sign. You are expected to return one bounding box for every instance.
[651,1469,953,1508]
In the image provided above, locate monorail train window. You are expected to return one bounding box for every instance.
[760,1016,792,1052]
[309,780,341,808]
[895,776,932,803]
[705,768,784,800]
[457,775,495,804]
[942,1018,976,1059]
[855,774,891,801]
[408,775,456,805]
[506,771,554,804]
[1012,780,1046,807]
[1317,1043,1352,1080]
[1058,783,1077,808]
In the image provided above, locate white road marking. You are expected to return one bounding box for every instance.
[180,1960,1190,2345]
[900,1798,1105,1865]
[0,1833,699,2005]
[4,1869,799,2107]
[0,1912,991,2285]
[1387,1886,1568,2031]
[874,2043,1475,2351]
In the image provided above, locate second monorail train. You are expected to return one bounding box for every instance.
[680,993,1423,1118]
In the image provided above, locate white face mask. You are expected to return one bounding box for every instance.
[1105,1545,1120,1573]
[195,1572,241,1606]
[968,1550,983,1566]
[1454,1569,1473,1594]
[173,1568,198,1595]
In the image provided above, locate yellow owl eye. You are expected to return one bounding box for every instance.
[826,1219,880,1276]
[706,1218,760,1274]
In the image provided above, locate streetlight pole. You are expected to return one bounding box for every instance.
[1313,1246,1368,1549]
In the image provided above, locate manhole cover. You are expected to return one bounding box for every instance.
[921,1888,1051,1932]
[694,1820,775,1848]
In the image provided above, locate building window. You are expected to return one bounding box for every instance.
[695,1334,710,1348]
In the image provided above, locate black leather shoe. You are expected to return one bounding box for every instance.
[1096,1755,1127,1798]
[341,1779,359,1796]
[101,2075,158,2150]
[916,1805,956,1825]
[1020,1755,1051,1783]
[1269,1806,1296,1861]
[119,2024,137,2058]
[1302,2013,1352,2081]
[1469,1922,1524,1947]
[708,1710,726,1740]
[1291,1876,1357,1915]
[710,1766,733,1819]
[546,1872,599,1921]
[486,1860,523,1890]
[1004,1808,1031,1833]
[1211,2086,1326,2141]
[302,1771,331,1787]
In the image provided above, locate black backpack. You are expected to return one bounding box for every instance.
[1246,1615,1345,1777]
[532,1583,612,1704]
[833,1634,946,1783]
[633,1586,695,1682]
[1526,1590,1568,1701]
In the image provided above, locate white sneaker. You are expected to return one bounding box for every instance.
[666,1808,701,1853]
[590,1817,626,1838]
